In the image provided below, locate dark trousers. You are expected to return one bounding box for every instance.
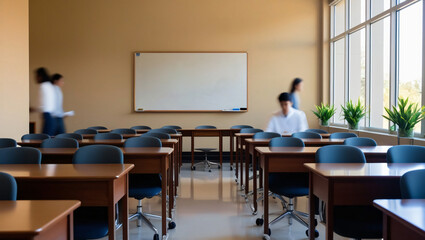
[54,117,66,135]
[42,113,65,136]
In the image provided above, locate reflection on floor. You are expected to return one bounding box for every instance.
[101,163,373,240]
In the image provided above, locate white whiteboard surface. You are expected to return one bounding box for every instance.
[134,52,247,112]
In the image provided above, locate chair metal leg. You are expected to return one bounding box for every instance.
[193,152,221,171]
[268,197,309,228]
[129,199,175,235]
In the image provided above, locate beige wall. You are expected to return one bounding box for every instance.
[0,0,29,140]
[29,0,323,150]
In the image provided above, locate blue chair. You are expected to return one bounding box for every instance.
[344,137,377,147]
[131,125,152,130]
[142,132,171,139]
[193,125,220,172]
[111,128,136,134]
[306,129,328,134]
[124,137,175,239]
[0,147,41,164]
[231,125,253,129]
[195,125,217,129]
[161,125,182,130]
[0,138,17,148]
[253,132,281,139]
[149,128,178,134]
[329,132,358,139]
[88,126,107,130]
[240,128,263,133]
[316,145,382,239]
[41,138,79,148]
[21,133,50,140]
[94,133,123,140]
[74,129,98,134]
[0,172,17,200]
[400,169,425,199]
[387,145,425,163]
[269,137,305,147]
[56,133,83,140]
[72,145,123,240]
[292,132,322,139]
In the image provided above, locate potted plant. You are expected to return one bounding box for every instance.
[383,97,425,138]
[341,99,366,130]
[312,103,336,126]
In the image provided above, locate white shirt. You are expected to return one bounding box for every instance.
[39,82,55,113]
[266,107,309,134]
[51,85,64,117]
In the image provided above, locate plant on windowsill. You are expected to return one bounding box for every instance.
[312,103,336,127]
[341,99,366,130]
[383,97,425,138]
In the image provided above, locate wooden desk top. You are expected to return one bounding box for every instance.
[245,138,345,144]
[235,133,331,138]
[374,199,425,235]
[304,163,425,177]
[19,139,178,146]
[0,200,80,236]
[256,146,392,156]
[39,147,173,155]
[0,164,134,180]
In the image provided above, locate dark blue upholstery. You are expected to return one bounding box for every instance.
[240,128,263,133]
[72,145,123,240]
[41,138,79,148]
[387,145,425,163]
[253,132,280,139]
[88,126,107,130]
[131,125,152,130]
[149,128,178,134]
[401,169,425,199]
[292,132,322,139]
[74,129,98,134]
[344,137,377,147]
[142,132,171,139]
[306,129,328,134]
[0,147,41,164]
[21,133,50,140]
[0,138,17,148]
[56,133,83,140]
[231,125,253,129]
[161,125,182,130]
[0,172,17,200]
[111,128,136,134]
[124,136,162,148]
[329,132,358,139]
[316,145,381,239]
[269,137,305,147]
[94,133,123,140]
[195,125,217,129]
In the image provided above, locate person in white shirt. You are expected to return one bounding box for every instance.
[36,68,56,135]
[266,92,308,134]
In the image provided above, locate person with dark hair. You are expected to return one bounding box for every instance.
[35,67,56,135]
[289,78,303,109]
[266,92,308,134]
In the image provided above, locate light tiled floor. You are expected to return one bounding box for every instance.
[102,163,362,240]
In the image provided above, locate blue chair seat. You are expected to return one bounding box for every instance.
[333,206,382,239]
[129,174,162,199]
[269,173,309,198]
[74,207,109,240]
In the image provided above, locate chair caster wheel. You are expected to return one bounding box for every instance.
[191,166,195,171]
[153,233,159,240]
[262,228,271,239]
[230,166,233,170]
[256,218,263,226]
[168,221,176,229]
[218,165,221,169]
[208,169,212,172]
[305,229,319,238]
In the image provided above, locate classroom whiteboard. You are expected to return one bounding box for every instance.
[134,52,248,112]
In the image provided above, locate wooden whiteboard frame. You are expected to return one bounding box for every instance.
[133,51,248,113]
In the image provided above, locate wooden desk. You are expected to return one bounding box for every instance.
[0,200,80,240]
[0,164,134,240]
[234,133,255,189]
[305,163,425,240]
[374,199,425,240]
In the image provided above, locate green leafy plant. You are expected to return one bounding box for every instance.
[383,97,425,137]
[341,99,366,130]
[312,103,336,126]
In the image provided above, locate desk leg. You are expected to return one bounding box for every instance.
[245,146,250,196]
[230,132,234,170]
[309,172,315,240]
[240,139,244,189]
[173,148,178,197]
[122,175,129,240]
[219,133,223,167]
[68,213,74,240]
[263,158,269,237]
[169,156,175,214]
[191,135,195,168]
[325,181,334,240]
[253,153,257,214]
[235,137,239,179]
[162,157,168,238]
[108,186,116,240]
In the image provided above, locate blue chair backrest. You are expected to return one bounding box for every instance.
[253,132,281,139]
[344,137,377,147]
[195,125,217,129]
[329,132,358,139]
[142,132,171,139]
[74,129,98,134]
[0,138,17,148]
[387,145,425,163]
[162,125,182,130]
[231,125,253,129]
[240,128,264,134]
[41,138,79,148]
[73,145,123,164]
[0,147,41,164]
[292,132,322,139]
[306,129,328,134]
[149,128,178,134]
[316,145,366,163]
[56,133,83,140]
[269,137,305,147]
[94,133,123,140]
[110,128,136,134]
[21,134,50,140]
[0,172,17,200]
[124,136,162,148]
[401,169,425,199]
[88,126,107,130]
[131,125,152,130]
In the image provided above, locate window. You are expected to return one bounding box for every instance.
[333,39,346,124]
[371,0,391,18]
[350,0,366,27]
[334,0,346,36]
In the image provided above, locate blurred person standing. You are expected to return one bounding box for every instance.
[289,78,303,109]
[35,67,56,135]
